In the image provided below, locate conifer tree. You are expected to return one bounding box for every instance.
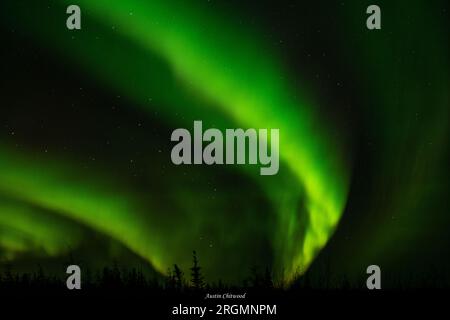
[190,251,204,289]
[173,264,184,290]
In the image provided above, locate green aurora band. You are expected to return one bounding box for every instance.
[0,0,351,282]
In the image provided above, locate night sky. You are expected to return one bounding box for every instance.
[0,0,448,287]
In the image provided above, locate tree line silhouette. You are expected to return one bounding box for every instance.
[1,250,445,292]
[0,250,296,293]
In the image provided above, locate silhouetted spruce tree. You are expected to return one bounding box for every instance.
[127,268,138,287]
[112,260,122,285]
[34,264,45,287]
[249,266,262,288]
[4,263,13,284]
[166,267,176,289]
[173,264,184,290]
[84,266,92,290]
[190,251,204,289]
[263,267,274,289]
[136,269,147,287]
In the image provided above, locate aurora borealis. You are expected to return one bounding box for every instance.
[0,0,449,287]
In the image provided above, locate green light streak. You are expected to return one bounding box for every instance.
[0,197,83,258]
[0,147,169,271]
